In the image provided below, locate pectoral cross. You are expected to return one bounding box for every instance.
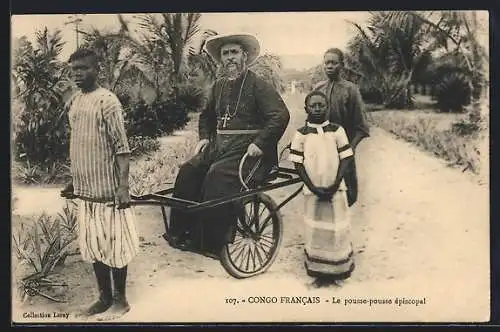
[221,112,231,129]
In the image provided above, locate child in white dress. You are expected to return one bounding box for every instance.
[289,91,355,279]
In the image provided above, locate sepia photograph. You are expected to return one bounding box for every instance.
[11,10,490,324]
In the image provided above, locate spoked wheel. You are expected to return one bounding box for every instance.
[219,193,283,279]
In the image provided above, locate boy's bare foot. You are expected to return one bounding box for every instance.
[95,299,130,321]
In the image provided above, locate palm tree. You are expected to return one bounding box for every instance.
[124,13,205,100]
[380,11,488,126]
[347,11,434,108]
[187,29,219,84]
[379,11,488,103]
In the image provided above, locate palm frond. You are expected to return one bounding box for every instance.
[184,13,201,44]
[117,14,130,34]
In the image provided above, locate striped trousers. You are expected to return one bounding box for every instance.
[77,200,140,268]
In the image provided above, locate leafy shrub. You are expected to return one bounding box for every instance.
[13,160,41,184]
[154,99,190,135]
[129,136,161,157]
[123,97,163,138]
[177,82,208,113]
[360,85,384,105]
[14,102,71,167]
[12,28,72,167]
[250,54,287,94]
[434,71,471,113]
[121,93,190,138]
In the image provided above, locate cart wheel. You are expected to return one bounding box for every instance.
[219,193,283,279]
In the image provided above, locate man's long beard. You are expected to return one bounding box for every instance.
[221,60,245,80]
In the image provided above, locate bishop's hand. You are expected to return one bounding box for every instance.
[247,143,263,157]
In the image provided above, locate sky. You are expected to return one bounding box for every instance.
[11,12,371,70]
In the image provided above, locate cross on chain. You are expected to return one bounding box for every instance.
[221,105,232,128]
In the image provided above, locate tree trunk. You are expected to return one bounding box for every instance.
[384,71,413,109]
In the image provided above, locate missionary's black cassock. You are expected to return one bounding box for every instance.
[168,69,290,255]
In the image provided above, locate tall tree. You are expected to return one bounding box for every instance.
[131,13,204,99]
[250,54,286,94]
[12,27,72,164]
[380,11,488,103]
[79,27,134,93]
[347,11,434,108]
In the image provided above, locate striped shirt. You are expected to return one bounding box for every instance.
[289,120,353,194]
[68,87,130,201]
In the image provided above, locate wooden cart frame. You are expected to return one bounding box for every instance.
[130,148,304,279]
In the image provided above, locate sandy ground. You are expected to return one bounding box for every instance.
[11,95,490,324]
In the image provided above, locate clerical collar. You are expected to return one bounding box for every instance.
[306,120,330,128]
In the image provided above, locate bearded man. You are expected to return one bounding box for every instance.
[166,33,290,258]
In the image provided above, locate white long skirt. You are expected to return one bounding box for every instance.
[303,190,354,276]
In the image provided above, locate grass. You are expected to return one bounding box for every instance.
[368,109,484,174]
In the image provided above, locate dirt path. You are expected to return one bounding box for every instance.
[12,96,489,323]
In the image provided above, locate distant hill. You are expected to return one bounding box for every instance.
[280,54,322,88]
[282,67,308,81]
[280,53,322,71]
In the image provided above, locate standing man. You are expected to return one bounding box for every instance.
[313,48,370,206]
[60,48,139,321]
[167,33,290,258]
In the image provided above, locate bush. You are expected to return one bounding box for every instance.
[177,82,208,113]
[13,28,71,167]
[433,71,471,113]
[154,98,190,135]
[121,94,190,138]
[250,54,287,94]
[360,85,384,105]
[14,100,71,167]
[122,97,163,138]
[129,136,161,157]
